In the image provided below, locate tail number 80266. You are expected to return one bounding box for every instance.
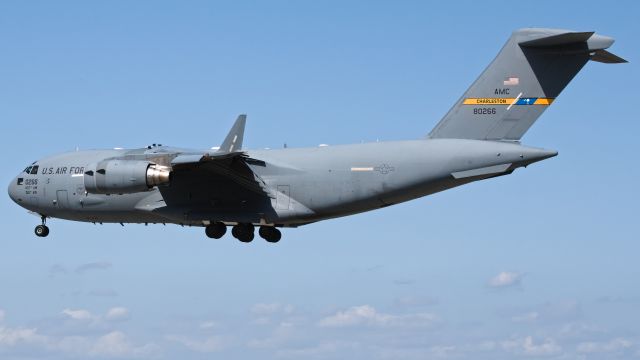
[473,108,496,115]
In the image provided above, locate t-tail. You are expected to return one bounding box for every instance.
[428,28,626,141]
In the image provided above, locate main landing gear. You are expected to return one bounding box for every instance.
[231,223,255,242]
[205,222,227,239]
[259,226,282,243]
[35,215,49,237]
[205,223,282,243]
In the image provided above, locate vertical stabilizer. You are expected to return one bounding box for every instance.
[428,28,626,141]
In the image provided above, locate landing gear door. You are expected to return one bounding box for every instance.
[276,185,290,210]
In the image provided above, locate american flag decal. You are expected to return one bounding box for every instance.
[503,77,519,86]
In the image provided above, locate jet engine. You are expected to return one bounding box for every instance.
[83,160,171,194]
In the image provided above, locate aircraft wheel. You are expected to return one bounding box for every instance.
[232,224,254,243]
[259,226,281,243]
[35,225,49,237]
[205,222,227,239]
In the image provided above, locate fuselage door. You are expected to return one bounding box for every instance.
[56,190,69,209]
[276,185,290,210]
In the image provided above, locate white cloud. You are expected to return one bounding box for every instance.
[371,344,459,360]
[488,271,523,288]
[49,264,68,277]
[88,289,118,297]
[276,341,359,358]
[250,303,295,326]
[87,331,157,357]
[318,305,437,328]
[75,261,112,274]
[62,308,95,321]
[428,345,457,358]
[166,334,229,352]
[393,295,438,308]
[511,311,539,323]
[105,307,130,321]
[501,336,561,356]
[577,338,633,354]
[61,307,130,323]
[52,332,158,358]
[52,331,158,358]
[247,321,296,349]
[250,303,294,316]
[558,322,605,338]
[199,321,219,329]
[0,309,154,358]
[508,300,581,324]
[0,326,46,347]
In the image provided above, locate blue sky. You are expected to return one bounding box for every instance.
[0,1,638,359]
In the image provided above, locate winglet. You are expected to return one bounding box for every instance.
[219,114,246,153]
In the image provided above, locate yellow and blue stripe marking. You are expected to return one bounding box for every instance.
[463,98,554,105]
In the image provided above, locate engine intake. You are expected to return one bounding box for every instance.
[84,160,171,194]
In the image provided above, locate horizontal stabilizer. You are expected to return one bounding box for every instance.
[520,31,594,47]
[591,49,628,63]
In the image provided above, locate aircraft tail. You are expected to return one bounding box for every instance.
[428,28,626,141]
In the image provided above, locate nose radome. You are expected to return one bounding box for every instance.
[8,178,19,204]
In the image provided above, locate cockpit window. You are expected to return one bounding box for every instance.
[30,165,39,175]
[25,166,32,174]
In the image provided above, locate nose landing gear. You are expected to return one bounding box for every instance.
[35,216,49,237]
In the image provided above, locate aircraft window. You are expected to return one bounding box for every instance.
[30,165,39,175]
[25,166,32,174]
[85,170,94,176]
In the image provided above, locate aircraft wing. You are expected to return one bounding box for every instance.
[167,114,272,197]
[148,114,276,221]
[170,151,273,197]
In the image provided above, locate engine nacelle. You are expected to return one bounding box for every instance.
[84,160,171,194]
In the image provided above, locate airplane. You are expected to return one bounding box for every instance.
[8,28,626,243]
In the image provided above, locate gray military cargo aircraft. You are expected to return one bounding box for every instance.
[8,28,626,243]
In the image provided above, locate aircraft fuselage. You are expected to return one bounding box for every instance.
[8,139,556,229]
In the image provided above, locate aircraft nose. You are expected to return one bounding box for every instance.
[8,178,20,204]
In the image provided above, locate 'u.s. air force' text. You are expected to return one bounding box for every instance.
[40,166,85,175]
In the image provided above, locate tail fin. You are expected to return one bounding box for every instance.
[428,28,626,141]
[219,114,246,153]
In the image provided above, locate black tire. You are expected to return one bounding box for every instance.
[205,223,226,239]
[259,226,281,243]
[267,228,281,243]
[35,225,49,237]
[232,224,254,243]
[238,232,254,243]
